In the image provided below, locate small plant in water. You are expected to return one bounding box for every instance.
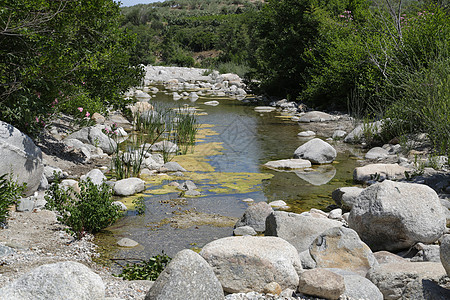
[174,111,199,155]
[132,196,146,215]
[117,252,172,280]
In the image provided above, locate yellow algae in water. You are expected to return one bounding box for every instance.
[191,171,273,194]
[116,193,146,210]
[148,184,180,195]
[172,142,224,172]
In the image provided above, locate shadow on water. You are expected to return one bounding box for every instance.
[95,88,360,266]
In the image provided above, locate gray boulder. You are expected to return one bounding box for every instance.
[66,126,116,154]
[264,159,311,170]
[366,262,450,300]
[235,202,273,233]
[298,111,336,123]
[353,163,408,182]
[80,169,106,186]
[294,138,337,164]
[297,268,345,300]
[348,180,446,251]
[0,121,44,196]
[151,141,178,153]
[365,147,389,160]
[114,178,145,196]
[146,249,224,300]
[265,211,342,253]
[143,156,162,170]
[0,261,105,300]
[309,227,378,276]
[162,162,186,172]
[326,268,383,300]
[331,186,364,211]
[233,226,257,236]
[440,234,450,276]
[200,236,302,293]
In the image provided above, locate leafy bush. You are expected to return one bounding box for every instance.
[45,177,122,239]
[0,174,26,226]
[117,252,172,280]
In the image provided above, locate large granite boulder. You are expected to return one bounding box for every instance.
[145,249,224,300]
[348,180,446,251]
[366,262,450,300]
[0,261,105,299]
[200,236,302,293]
[265,211,342,253]
[0,121,44,196]
[440,234,450,276]
[297,268,345,300]
[327,268,383,300]
[293,138,337,164]
[235,202,273,233]
[309,227,378,276]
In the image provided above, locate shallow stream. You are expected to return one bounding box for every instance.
[96,88,361,265]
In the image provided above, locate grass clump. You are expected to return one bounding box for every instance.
[117,252,172,280]
[45,177,122,239]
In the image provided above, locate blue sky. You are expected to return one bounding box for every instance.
[118,0,163,7]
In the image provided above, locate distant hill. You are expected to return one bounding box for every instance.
[120,0,264,75]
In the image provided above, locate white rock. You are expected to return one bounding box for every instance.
[298,130,316,137]
[114,178,145,196]
[0,261,105,299]
[294,138,337,164]
[200,236,302,293]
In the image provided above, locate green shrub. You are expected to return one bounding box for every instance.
[117,252,172,280]
[132,196,146,215]
[0,174,26,227]
[45,177,122,239]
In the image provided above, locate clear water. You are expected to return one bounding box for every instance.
[95,89,360,264]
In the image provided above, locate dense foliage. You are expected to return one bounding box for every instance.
[0,174,26,226]
[45,177,122,239]
[0,0,144,136]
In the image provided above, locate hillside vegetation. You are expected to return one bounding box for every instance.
[122,0,449,156]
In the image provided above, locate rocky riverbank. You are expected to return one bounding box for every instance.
[1,65,449,299]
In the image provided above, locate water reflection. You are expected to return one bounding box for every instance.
[294,165,337,186]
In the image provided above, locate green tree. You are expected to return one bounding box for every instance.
[0,0,143,136]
